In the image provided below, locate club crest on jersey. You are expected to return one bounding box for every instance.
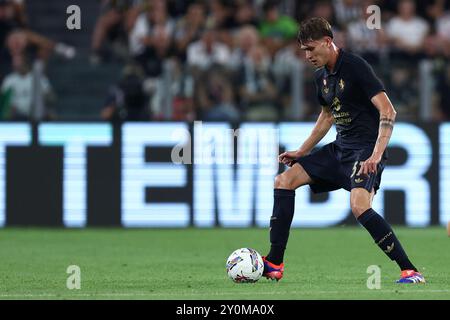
[323,78,329,94]
[339,79,345,91]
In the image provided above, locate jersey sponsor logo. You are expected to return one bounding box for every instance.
[331,97,342,112]
[331,97,353,124]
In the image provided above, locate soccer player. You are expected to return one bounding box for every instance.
[262,17,425,284]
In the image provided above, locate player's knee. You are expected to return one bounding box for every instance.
[274,174,286,189]
[350,202,370,218]
[274,173,295,190]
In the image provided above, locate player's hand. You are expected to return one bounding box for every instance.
[357,153,382,176]
[278,150,301,167]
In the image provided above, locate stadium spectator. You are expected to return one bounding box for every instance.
[0,54,53,120]
[294,1,315,22]
[0,0,26,34]
[171,96,195,121]
[375,0,397,22]
[0,0,75,75]
[311,0,338,25]
[332,0,362,29]
[128,0,175,77]
[435,63,450,120]
[3,0,27,26]
[166,0,196,18]
[228,25,260,71]
[6,30,76,62]
[386,0,429,61]
[1,0,74,79]
[0,0,21,80]
[385,64,419,118]
[205,0,238,48]
[237,45,279,121]
[173,2,206,62]
[234,0,259,28]
[432,1,450,57]
[3,0,446,122]
[272,39,317,120]
[91,0,144,64]
[346,2,389,64]
[259,0,298,56]
[194,67,240,122]
[100,63,150,121]
[206,0,237,30]
[186,27,230,72]
[312,1,347,49]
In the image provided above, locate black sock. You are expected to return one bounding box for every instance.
[266,189,295,265]
[357,208,417,271]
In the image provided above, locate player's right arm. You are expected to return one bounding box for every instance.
[279,106,333,166]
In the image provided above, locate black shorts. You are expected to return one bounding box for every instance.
[294,142,387,194]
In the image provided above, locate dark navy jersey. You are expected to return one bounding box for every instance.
[315,49,385,149]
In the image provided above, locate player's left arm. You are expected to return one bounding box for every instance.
[358,92,396,176]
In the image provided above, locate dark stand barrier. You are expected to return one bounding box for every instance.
[6,146,63,226]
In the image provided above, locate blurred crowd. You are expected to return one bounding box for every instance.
[0,0,76,120]
[1,0,450,122]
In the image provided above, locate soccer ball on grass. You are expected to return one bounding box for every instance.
[226,248,264,283]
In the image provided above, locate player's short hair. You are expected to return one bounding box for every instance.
[297,17,334,45]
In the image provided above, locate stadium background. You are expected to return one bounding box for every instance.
[0,0,449,301]
[0,0,449,228]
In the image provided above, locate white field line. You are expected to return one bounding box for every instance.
[0,289,450,298]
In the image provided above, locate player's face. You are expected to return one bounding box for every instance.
[300,38,332,67]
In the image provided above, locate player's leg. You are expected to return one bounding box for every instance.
[351,188,425,283]
[275,162,313,189]
[263,163,312,280]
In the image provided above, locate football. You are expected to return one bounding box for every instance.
[226,248,264,283]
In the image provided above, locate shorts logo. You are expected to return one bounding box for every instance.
[354,178,364,183]
[350,161,364,178]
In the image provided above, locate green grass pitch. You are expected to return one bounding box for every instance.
[0,227,449,300]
